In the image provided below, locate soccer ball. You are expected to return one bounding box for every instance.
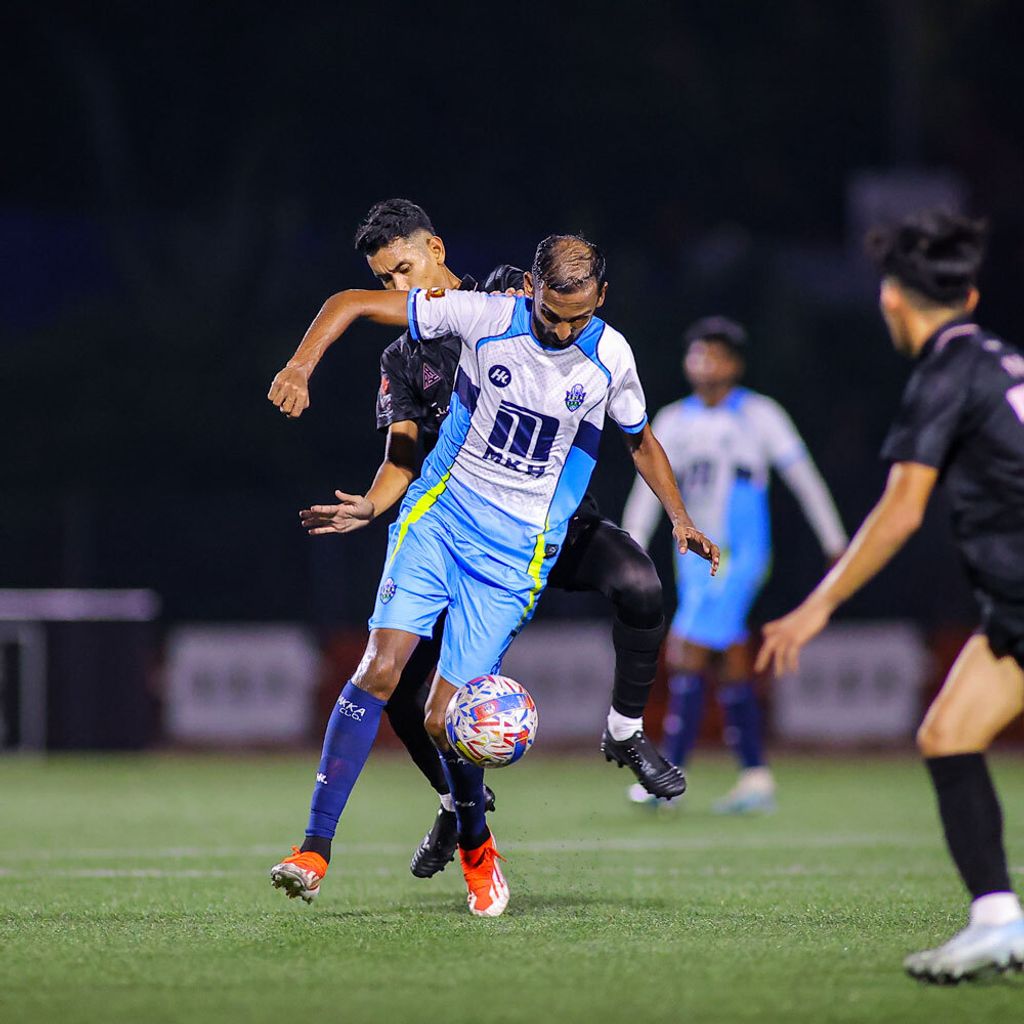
[445,675,538,768]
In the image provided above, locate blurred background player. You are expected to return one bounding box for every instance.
[276,200,690,882]
[758,210,1024,982]
[623,316,847,812]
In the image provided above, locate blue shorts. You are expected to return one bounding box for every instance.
[368,504,545,687]
[671,546,769,651]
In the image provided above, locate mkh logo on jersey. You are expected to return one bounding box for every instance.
[484,401,559,477]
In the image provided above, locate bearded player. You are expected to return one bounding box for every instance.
[758,210,1024,981]
[266,233,719,916]
[276,200,689,880]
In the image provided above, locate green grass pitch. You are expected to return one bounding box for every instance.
[1,751,1022,1023]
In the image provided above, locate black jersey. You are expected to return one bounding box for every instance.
[880,316,1024,608]
[374,266,526,450]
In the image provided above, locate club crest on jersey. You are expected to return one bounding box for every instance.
[423,364,443,390]
[565,383,586,412]
[380,577,396,604]
[488,364,513,388]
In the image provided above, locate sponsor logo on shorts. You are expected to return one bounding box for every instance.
[488,364,513,388]
[380,577,396,604]
[565,383,586,411]
[316,772,327,784]
[336,697,366,721]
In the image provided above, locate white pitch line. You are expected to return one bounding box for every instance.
[0,833,950,865]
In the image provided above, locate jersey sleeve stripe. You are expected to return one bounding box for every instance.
[617,413,648,434]
[407,289,423,342]
[572,420,602,458]
[454,367,479,414]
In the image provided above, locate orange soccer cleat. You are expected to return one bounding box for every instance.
[269,846,328,903]
[459,834,509,918]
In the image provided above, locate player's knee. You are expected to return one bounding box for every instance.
[352,653,402,700]
[916,716,966,757]
[423,706,447,744]
[611,554,664,626]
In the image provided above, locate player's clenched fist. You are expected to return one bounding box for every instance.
[673,524,720,576]
[268,366,310,418]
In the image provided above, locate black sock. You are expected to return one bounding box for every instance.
[300,835,333,863]
[610,615,665,720]
[925,753,1012,899]
[385,693,450,796]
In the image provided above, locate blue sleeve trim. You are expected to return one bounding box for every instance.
[617,413,648,434]
[407,289,422,342]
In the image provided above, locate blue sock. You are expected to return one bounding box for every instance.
[439,749,489,850]
[663,673,705,767]
[306,681,387,839]
[718,681,765,769]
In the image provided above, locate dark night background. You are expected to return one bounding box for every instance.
[4,0,1023,633]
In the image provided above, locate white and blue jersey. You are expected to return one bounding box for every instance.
[370,288,648,685]
[623,387,846,650]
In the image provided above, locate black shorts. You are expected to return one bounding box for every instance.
[546,492,605,591]
[977,591,1024,669]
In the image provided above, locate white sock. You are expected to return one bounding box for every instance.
[970,892,1023,927]
[607,708,643,741]
[737,766,775,793]
[439,793,455,813]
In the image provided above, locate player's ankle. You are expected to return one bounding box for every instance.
[970,892,1024,927]
[606,708,643,741]
[300,835,332,863]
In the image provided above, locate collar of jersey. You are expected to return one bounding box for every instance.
[919,314,977,360]
[521,297,606,355]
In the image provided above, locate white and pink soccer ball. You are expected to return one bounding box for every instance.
[445,675,538,768]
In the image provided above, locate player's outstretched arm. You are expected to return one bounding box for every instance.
[299,421,420,535]
[755,461,937,676]
[624,424,720,575]
[268,289,411,418]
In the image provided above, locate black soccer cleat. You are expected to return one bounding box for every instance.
[600,728,687,799]
[410,786,497,878]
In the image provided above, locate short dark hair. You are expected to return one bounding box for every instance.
[531,234,607,293]
[683,315,748,353]
[865,209,987,304]
[353,198,435,256]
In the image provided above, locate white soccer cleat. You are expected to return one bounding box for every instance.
[712,766,776,815]
[904,919,1024,983]
[269,846,328,904]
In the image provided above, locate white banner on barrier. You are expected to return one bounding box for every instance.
[165,625,321,745]
[772,621,931,744]
[500,621,614,742]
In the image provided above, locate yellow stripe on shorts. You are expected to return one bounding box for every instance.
[389,472,450,566]
[516,520,549,628]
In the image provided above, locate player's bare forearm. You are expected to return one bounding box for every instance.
[756,462,936,675]
[268,290,411,418]
[803,462,936,614]
[626,424,720,573]
[365,422,421,519]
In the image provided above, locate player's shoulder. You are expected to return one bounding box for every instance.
[733,388,789,421]
[380,331,415,372]
[590,319,636,375]
[651,395,695,428]
[429,287,518,339]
